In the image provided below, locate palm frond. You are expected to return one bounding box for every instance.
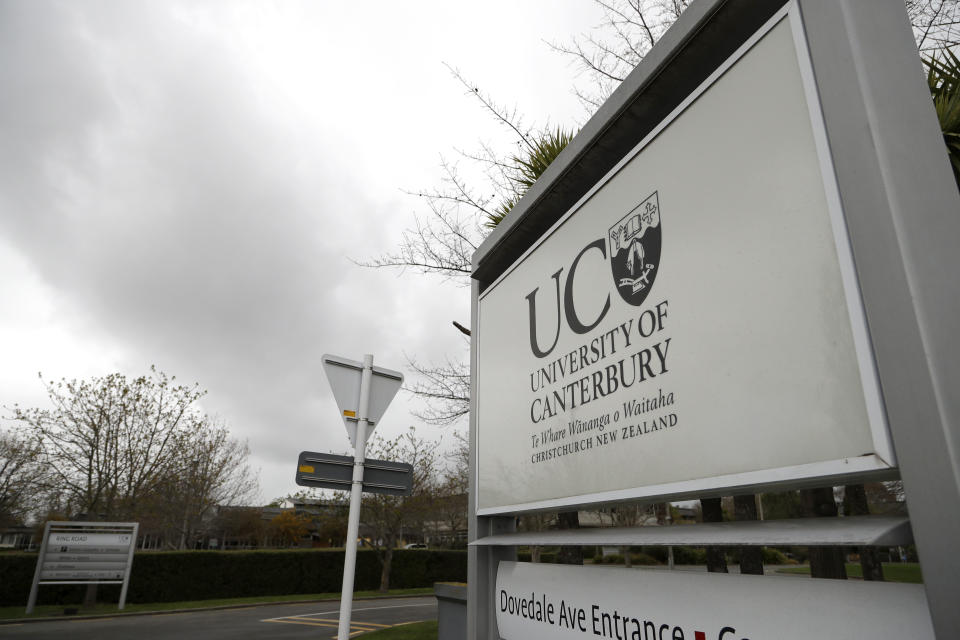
[485,128,577,228]
[925,49,960,187]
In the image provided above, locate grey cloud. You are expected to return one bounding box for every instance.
[0,1,488,502]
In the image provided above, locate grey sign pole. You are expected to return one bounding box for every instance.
[319,352,402,640]
[337,353,373,640]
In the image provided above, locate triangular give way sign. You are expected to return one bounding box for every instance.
[321,354,403,447]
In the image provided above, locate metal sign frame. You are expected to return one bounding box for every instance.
[468,0,960,638]
[26,521,139,614]
[473,2,896,517]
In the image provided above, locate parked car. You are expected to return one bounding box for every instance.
[404,543,427,549]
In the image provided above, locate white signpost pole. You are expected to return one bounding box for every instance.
[338,354,374,640]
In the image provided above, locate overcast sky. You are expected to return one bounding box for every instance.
[0,0,603,502]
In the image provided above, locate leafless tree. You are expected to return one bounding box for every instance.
[908,0,960,53]
[595,501,657,566]
[361,428,439,591]
[554,1,958,112]
[145,419,259,549]
[428,429,470,546]
[405,354,471,426]
[550,0,690,112]
[372,0,959,318]
[359,65,541,285]
[359,64,556,425]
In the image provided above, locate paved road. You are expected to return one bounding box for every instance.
[0,596,437,640]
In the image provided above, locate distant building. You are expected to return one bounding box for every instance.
[0,525,36,550]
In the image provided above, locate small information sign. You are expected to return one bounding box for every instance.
[26,521,139,614]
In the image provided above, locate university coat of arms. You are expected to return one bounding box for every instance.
[608,191,662,307]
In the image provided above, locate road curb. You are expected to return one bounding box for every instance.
[0,593,433,625]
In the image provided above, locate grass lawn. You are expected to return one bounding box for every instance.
[363,620,438,639]
[775,563,922,583]
[0,587,434,621]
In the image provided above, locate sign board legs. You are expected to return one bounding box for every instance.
[118,523,139,609]
[26,521,138,614]
[338,354,374,640]
[25,521,52,615]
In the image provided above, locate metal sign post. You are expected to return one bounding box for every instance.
[320,353,402,640]
[338,354,373,640]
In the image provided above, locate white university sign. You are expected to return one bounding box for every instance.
[475,14,894,513]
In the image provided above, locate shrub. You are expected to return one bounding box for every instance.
[630,552,660,566]
[0,549,466,607]
[516,551,557,563]
[671,546,707,565]
[762,547,789,565]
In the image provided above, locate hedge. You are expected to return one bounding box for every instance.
[595,546,790,566]
[0,549,466,607]
[516,551,557,563]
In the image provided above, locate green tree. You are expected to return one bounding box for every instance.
[212,506,265,549]
[269,510,310,547]
[760,490,805,520]
[316,512,348,548]
[0,429,45,527]
[9,368,259,537]
[10,368,203,519]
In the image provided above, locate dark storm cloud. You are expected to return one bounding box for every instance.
[0,0,466,497]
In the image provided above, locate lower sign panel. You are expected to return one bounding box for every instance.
[40,570,125,580]
[495,562,933,640]
[43,562,127,571]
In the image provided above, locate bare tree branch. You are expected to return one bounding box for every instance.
[444,64,537,153]
[908,0,960,52]
[404,355,471,426]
